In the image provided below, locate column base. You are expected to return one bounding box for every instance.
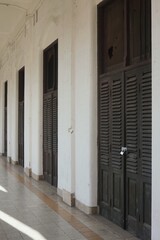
[25,167,32,177]
[11,159,18,165]
[32,172,44,181]
[75,199,97,214]
[57,188,75,207]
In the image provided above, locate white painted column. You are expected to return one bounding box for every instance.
[24,44,32,173]
[10,63,18,163]
[30,48,43,178]
[58,0,75,204]
[4,63,11,159]
[74,0,97,210]
[152,0,160,239]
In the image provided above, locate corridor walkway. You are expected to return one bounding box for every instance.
[0,157,139,240]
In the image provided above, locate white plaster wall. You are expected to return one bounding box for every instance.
[29,0,75,193]
[10,48,18,162]
[0,75,5,153]
[0,61,12,157]
[74,0,97,207]
[152,0,160,239]
[0,0,99,209]
[0,0,76,196]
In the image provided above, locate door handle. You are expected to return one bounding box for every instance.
[120,147,127,156]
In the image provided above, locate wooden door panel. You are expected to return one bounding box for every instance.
[129,0,141,62]
[111,73,124,227]
[99,76,111,218]
[99,78,110,168]
[4,107,7,155]
[125,65,151,239]
[52,92,58,187]
[101,0,124,73]
[139,67,151,240]
[141,70,152,179]
[99,72,124,227]
[47,93,53,183]
[43,93,53,184]
[128,0,151,64]
[111,172,122,225]
[125,69,139,233]
[43,97,48,179]
[18,102,24,167]
[46,152,52,184]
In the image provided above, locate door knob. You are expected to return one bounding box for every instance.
[120,147,127,156]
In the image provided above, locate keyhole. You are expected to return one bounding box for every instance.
[108,46,113,59]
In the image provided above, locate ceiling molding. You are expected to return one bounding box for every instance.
[0,2,27,12]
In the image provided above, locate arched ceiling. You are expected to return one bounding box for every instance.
[0,0,40,55]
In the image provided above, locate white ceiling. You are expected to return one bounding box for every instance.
[0,0,40,55]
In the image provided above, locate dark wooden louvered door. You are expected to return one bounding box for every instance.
[43,41,58,187]
[98,0,151,239]
[18,67,25,167]
[4,81,7,156]
[99,65,152,239]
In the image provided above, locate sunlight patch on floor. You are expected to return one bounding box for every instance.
[0,185,8,193]
[0,211,47,240]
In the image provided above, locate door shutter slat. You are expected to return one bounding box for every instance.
[126,75,138,174]
[53,94,57,153]
[43,98,48,150]
[47,95,53,150]
[99,80,110,166]
[141,71,152,178]
[111,78,122,170]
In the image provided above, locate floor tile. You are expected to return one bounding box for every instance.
[0,157,140,240]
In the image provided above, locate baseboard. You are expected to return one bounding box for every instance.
[57,188,63,197]
[62,189,75,207]
[11,159,18,165]
[7,157,11,163]
[25,167,32,177]
[57,188,75,207]
[32,172,44,181]
[75,199,97,214]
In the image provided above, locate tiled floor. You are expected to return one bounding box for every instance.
[0,157,139,240]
